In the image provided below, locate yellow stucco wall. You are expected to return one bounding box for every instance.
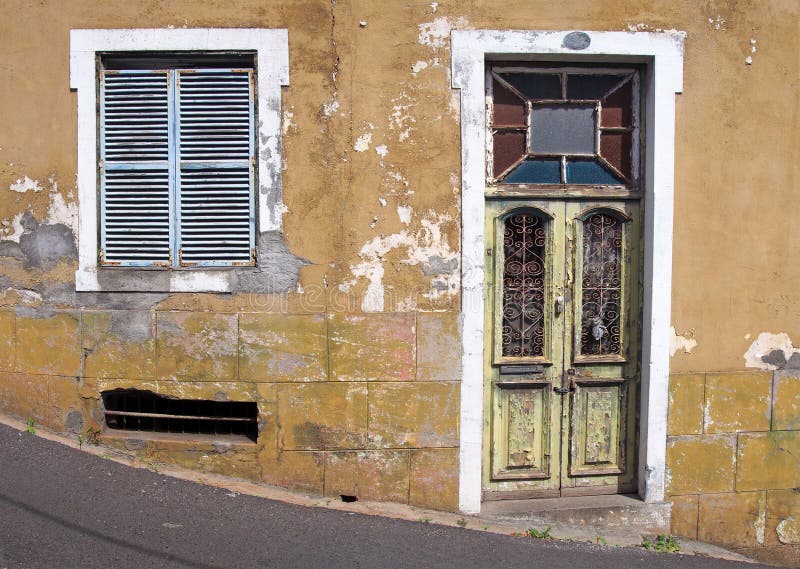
[0,1,799,561]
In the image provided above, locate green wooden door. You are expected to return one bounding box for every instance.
[483,198,641,500]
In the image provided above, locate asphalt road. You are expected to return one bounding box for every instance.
[0,423,771,569]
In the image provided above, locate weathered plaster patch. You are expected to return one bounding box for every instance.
[378,197,387,207]
[1,288,42,306]
[418,16,470,49]
[375,144,388,158]
[0,211,77,269]
[354,132,372,152]
[744,332,800,370]
[108,310,154,344]
[777,517,800,545]
[230,231,309,293]
[342,212,458,312]
[669,326,697,356]
[9,176,42,193]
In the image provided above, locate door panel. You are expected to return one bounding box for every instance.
[484,198,640,498]
[560,200,640,493]
[569,379,626,476]
[484,200,565,496]
[491,381,551,480]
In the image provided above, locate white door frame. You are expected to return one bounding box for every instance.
[451,29,685,513]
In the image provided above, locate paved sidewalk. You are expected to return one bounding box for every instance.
[0,418,768,569]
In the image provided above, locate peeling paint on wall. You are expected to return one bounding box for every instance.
[777,518,800,545]
[390,92,416,143]
[411,60,429,75]
[1,213,26,242]
[397,204,413,225]
[341,212,458,312]
[670,326,697,356]
[417,16,470,50]
[707,15,727,31]
[354,132,372,152]
[282,109,296,135]
[744,332,800,370]
[9,176,43,193]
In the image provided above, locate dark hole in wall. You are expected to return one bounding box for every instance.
[101,389,258,442]
[340,495,358,503]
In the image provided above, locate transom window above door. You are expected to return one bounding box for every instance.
[489,66,639,188]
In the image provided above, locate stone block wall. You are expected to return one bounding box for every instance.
[0,308,461,512]
[667,370,800,566]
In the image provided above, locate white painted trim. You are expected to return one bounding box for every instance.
[70,28,289,292]
[451,30,685,514]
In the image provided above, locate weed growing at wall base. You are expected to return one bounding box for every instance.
[24,418,35,435]
[527,527,553,539]
[642,534,680,553]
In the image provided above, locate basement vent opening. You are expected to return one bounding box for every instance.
[340,495,358,503]
[101,389,258,442]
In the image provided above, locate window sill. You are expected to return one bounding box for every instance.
[76,266,246,293]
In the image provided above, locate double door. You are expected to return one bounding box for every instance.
[483,198,641,499]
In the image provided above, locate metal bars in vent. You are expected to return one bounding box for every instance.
[100,67,256,267]
[102,389,259,442]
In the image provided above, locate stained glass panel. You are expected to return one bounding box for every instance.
[502,212,547,357]
[601,80,633,128]
[493,78,527,126]
[599,132,631,179]
[566,159,623,185]
[581,213,623,356]
[504,159,561,184]
[493,131,526,176]
[501,73,561,100]
[567,74,624,100]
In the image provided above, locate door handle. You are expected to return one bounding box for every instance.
[555,295,564,316]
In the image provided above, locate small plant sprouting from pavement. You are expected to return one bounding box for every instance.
[421,517,432,524]
[642,534,681,553]
[595,535,608,545]
[456,518,468,528]
[527,527,553,539]
[24,418,35,434]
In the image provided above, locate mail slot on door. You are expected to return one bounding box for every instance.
[499,364,544,375]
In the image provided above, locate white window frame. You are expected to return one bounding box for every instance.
[451,30,685,513]
[70,28,289,292]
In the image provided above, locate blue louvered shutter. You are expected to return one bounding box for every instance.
[176,70,255,266]
[99,65,256,268]
[100,70,172,266]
